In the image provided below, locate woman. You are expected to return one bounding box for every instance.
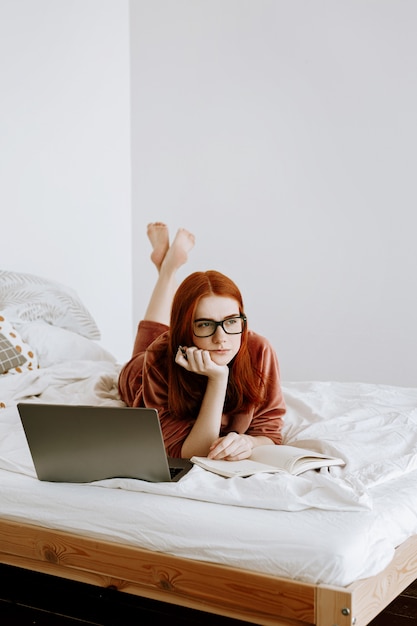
[118,223,285,460]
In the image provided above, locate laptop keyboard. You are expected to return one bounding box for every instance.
[169,466,183,479]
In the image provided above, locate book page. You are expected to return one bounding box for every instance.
[250,445,344,474]
[250,445,317,471]
[190,456,283,477]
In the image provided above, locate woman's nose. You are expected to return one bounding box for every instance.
[213,325,227,341]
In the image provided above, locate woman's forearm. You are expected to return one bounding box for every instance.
[180,374,228,458]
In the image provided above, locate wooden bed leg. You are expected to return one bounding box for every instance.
[316,587,354,626]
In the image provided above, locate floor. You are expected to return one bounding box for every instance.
[0,564,416,625]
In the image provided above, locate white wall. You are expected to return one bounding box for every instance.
[0,0,132,362]
[130,0,417,386]
[1,1,415,385]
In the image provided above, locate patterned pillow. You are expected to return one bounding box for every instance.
[0,313,38,374]
[0,270,100,340]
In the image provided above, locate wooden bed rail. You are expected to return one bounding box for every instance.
[0,518,416,626]
[0,518,315,626]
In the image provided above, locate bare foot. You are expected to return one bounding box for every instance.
[147,222,170,270]
[161,228,195,272]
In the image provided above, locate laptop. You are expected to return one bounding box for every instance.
[17,403,192,483]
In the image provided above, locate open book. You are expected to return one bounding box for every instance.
[191,444,345,478]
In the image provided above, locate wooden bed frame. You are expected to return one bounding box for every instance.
[1,518,416,626]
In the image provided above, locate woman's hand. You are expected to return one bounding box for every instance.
[207,432,254,461]
[175,346,228,381]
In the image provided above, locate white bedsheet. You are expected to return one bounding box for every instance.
[1,361,417,586]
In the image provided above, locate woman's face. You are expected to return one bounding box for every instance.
[192,295,243,366]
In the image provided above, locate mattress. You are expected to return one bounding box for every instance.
[1,360,417,587]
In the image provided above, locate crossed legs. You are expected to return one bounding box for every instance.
[143,223,195,326]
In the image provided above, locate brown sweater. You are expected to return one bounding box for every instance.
[118,321,286,458]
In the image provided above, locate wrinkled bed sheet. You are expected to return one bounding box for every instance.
[1,361,417,585]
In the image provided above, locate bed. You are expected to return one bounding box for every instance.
[1,270,417,626]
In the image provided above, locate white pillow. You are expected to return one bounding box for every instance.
[18,321,115,368]
[0,270,100,340]
[0,313,39,374]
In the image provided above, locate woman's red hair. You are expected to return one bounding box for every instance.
[160,270,266,420]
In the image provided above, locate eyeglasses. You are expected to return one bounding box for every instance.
[193,315,247,338]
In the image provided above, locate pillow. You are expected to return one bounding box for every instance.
[18,321,115,367]
[0,313,38,374]
[0,270,100,340]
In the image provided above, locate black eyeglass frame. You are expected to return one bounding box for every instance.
[192,314,247,338]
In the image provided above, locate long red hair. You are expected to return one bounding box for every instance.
[160,270,266,420]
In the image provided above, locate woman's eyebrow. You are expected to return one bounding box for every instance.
[194,314,240,322]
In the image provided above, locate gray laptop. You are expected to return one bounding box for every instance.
[17,403,192,483]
